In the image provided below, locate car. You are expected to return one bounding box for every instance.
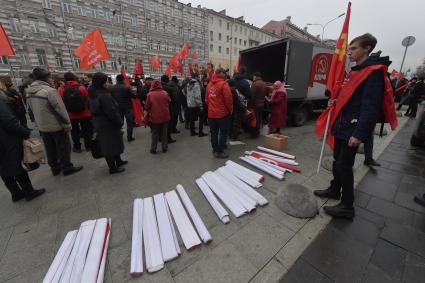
[411,101,425,147]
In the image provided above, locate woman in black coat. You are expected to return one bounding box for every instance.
[0,97,45,202]
[88,72,127,174]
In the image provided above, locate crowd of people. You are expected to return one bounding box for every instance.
[0,65,288,202]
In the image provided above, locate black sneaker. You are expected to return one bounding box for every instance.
[25,188,46,201]
[191,131,198,136]
[168,139,176,143]
[199,132,208,137]
[63,166,84,176]
[109,167,125,174]
[150,149,157,154]
[51,168,61,176]
[324,203,355,219]
[215,152,229,159]
[364,158,381,167]
[117,160,128,167]
[313,189,341,200]
[73,148,82,153]
[414,194,425,207]
[11,191,26,202]
[128,137,135,142]
[171,129,181,134]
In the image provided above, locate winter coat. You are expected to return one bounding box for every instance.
[332,56,389,142]
[0,99,30,176]
[411,80,425,102]
[250,78,269,109]
[268,81,288,129]
[88,88,124,157]
[164,81,179,113]
[186,79,202,108]
[233,73,251,100]
[146,81,171,124]
[205,74,233,118]
[110,82,136,114]
[26,80,71,132]
[58,81,92,120]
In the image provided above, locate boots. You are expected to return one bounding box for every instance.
[324,203,355,219]
[106,157,125,174]
[313,188,341,200]
[15,173,45,201]
[3,181,25,202]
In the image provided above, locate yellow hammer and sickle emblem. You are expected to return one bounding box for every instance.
[335,33,348,61]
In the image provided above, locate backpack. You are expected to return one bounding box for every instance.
[63,85,86,112]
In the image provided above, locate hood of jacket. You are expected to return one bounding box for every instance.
[26,80,52,96]
[210,74,226,84]
[150,80,163,92]
[352,56,392,71]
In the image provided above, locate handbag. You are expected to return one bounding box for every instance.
[22,137,45,171]
[90,136,104,159]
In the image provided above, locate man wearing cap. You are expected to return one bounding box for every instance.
[205,68,233,158]
[250,72,269,137]
[26,67,83,176]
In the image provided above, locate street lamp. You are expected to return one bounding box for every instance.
[307,12,345,43]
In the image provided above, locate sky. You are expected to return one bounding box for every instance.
[180,0,425,74]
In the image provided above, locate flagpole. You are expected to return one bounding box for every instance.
[316,109,332,174]
[7,59,18,87]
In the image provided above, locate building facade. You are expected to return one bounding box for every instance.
[262,16,321,44]
[0,0,208,81]
[207,9,279,72]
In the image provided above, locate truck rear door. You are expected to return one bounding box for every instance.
[286,40,313,100]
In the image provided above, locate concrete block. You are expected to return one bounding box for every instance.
[250,257,288,283]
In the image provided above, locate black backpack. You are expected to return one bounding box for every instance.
[63,85,86,112]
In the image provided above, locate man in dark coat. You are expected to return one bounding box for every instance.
[161,75,177,143]
[168,76,181,134]
[233,67,251,101]
[110,74,137,142]
[250,72,269,137]
[406,76,425,117]
[314,33,396,219]
[0,98,45,201]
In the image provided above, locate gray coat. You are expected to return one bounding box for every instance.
[88,89,124,157]
[0,99,30,176]
[186,79,202,108]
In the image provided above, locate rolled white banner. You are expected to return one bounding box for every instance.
[195,178,230,224]
[257,146,295,160]
[239,156,284,180]
[143,197,164,273]
[225,160,264,182]
[246,156,288,174]
[130,199,143,277]
[246,151,299,165]
[95,218,111,283]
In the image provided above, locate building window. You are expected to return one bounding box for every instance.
[91,8,97,19]
[155,20,160,31]
[42,0,51,9]
[218,33,222,41]
[234,25,237,32]
[55,52,64,67]
[146,18,151,28]
[244,28,247,35]
[28,17,40,33]
[0,56,9,64]
[210,44,213,52]
[219,19,222,27]
[227,22,230,30]
[20,54,29,65]
[129,0,136,5]
[239,39,242,45]
[179,26,183,36]
[100,60,107,70]
[111,60,117,70]
[116,14,121,24]
[36,49,48,65]
[131,15,138,26]
[209,17,213,24]
[234,48,237,56]
[10,18,21,33]
[234,37,237,44]
[226,35,229,43]
[74,58,81,69]
[240,26,242,33]
[244,40,247,46]
[218,46,222,53]
[47,24,56,38]
[148,39,153,50]
[77,6,85,16]
[226,47,229,55]
[156,41,161,50]
[209,31,213,41]
[62,0,71,13]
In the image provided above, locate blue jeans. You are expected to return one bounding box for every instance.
[209,116,231,153]
[121,109,134,140]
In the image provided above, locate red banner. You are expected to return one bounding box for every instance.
[132,57,144,79]
[149,54,160,72]
[308,53,333,87]
[0,23,15,56]
[178,42,189,60]
[74,28,110,70]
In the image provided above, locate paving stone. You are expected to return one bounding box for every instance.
[394,192,425,214]
[228,212,294,269]
[403,252,425,283]
[411,212,425,233]
[124,266,175,283]
[353,190,371,208]
[250,257,287,283]
[357,177,398,201]
[301,226,373,283]
[398,175,425,194]
[329,216,380,247]
[354,206,386,228]
[280,258,327,283]
[275,233,310,270]
[362,263,403,283]
[174,241,258,283]
[366,197,415,223]
[362,167,403,187]
[389,163,421,176]
[107,242,134,283]
[4,262,50,283]
[0,227,13,262]
[370,239,407,279]
[381,221,425,257]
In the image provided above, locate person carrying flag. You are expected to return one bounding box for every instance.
[314,33,397,219]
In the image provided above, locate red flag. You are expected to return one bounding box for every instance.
[0,23,15,56]
[390,69,398,78]
[149,54,161,72]
[74,28,110,70]
[121,66,130,86]
[192,50,198,60]
[132,57,144,79]
[178,42,189,60]
[326,2,351,99]
[165,65,171,77]
[169,53,179,72]
[177,62,183,75]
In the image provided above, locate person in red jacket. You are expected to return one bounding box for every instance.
[145,80,171,154]
[205,68,233,158]
[58,72,93,153]
[267,80,287,133]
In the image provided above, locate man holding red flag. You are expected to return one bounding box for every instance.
[314,33,397,219]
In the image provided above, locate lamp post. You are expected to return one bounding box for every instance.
[307,12,345,43]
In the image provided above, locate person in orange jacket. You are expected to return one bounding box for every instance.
[205,68,233,158]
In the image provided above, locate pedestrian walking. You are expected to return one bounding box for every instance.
[88,72,127,174]
[205,68,233,158]
[267,80,287,134]
[0,99,45,202]
[314,33,397,219]
[110,74,137,142]
[58,72,93,153]
[26,67,83,176]
[145,80,171,154]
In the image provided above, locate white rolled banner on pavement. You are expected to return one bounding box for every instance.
[143,197,164,273]
[225,160,264,183]
[130,199,144,277]
[257,146,295,160]
[239,156,284,180]
[195,178,230,224]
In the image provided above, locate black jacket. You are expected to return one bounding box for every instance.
[233,73,251,101]
[411,80,425,102]
[110,82,136,113]
[332,56,391,142]
[0,100,30,176]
